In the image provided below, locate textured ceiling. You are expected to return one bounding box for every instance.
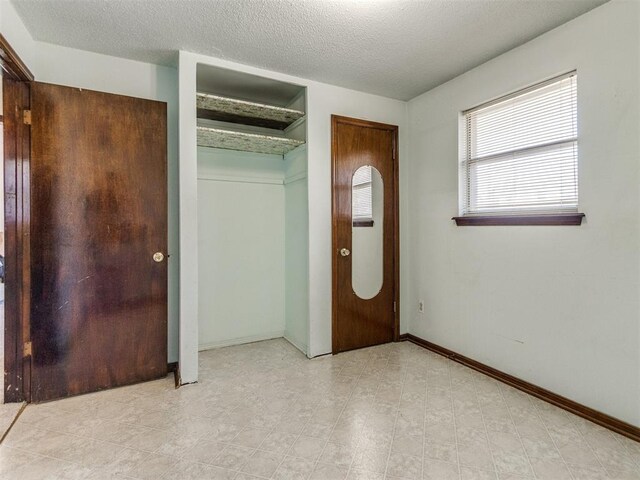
[11,0,608,100]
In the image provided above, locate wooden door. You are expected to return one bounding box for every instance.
[3,77,32,402]
[29,82,168,402]
[332,115,399,353]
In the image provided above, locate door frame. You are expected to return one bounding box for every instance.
[331,114,400,354]
[1,33,34,402]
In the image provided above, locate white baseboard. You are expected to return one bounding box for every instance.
[283,172,307,185]
[283,334,308,357]
[198,331,285,352]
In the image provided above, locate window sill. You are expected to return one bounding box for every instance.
[452,213,585,226]
[353,219,374,227]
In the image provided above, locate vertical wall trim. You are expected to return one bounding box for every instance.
[177,52,199,384]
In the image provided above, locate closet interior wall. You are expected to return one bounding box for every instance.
[196,64,309,355]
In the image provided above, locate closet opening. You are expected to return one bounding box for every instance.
[195,64,309,357]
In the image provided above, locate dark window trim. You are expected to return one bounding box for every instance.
[353,219,374,227]
[453,213,585,226]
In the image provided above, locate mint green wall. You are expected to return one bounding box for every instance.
[197,148,287,349]
[284,147,309,354]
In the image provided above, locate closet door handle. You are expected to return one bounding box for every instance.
[153,252,165,263]
[340,248,350,257]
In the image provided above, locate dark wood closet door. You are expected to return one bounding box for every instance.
[332,115,399,353]
[3,77,32,403]
[30,82,168,402]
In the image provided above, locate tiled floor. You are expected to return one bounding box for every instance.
[0,399,22,441]
[0,286,22,440]
[0,339,638,479]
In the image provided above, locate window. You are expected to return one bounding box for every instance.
[456,71,584,226]
[352,165,373,227]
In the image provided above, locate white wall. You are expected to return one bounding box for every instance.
[305,84,409,357]
[1,4,180,362]
[407,0,640,426]
[197,148,286,349]
[179,52,409,381]
[0,0,36,73]
[284,146,309,354]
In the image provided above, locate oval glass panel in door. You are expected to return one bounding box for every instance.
[352,165,383,300]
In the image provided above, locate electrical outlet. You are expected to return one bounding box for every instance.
[418,300,424,313]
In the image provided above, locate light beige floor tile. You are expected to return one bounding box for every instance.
[496,473,533,480]
[487,431,524,455]
[0,339,634,480]
[0,401,24,439]
[556,439,601,466]
[606,468,640,480]
[289,435,326,460]
[91,420,155,445]
[4,451,80,480]
[491,451,533,477]
[241,450,283,477]
[99,447,149,477]
[309,462,348,480]
[457,442,495,471]
[203,421,244,443]
[302,420,335,439]
[459,466,497,480]
[329,426,363,448]
[456,426,489,445]
[519,434,561,460]
[592,445,639,473]
[164,461,236,480]
[424,420,457,444]
[180,439,227,464]
[546,423,582,445]
[455,413,486,432]
[358,428,394,451]
[395,415,424,437]
[528,458,573,479]
[275,455,316,477]
[392,434,423,458]
[24,431,85,460]
[2,422,50,449]
[110,450,177,479]
[65,438,127,468]
[211,444,255,470]
[0,445,44,477]
[484,417,517,434]
[260,431,298,454]
[231,426,271,449]
[422,459,460,480]
[566,463,610,479]
[423,439,457,464]
[386,451,423,479]
[352,445,390,474]
[319,441,356,467]
[513,418,548,440]
[346,468,385,480]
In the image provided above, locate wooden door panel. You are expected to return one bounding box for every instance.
[30,82,167,402]
[3,77,32,402]
[332,116,398,353]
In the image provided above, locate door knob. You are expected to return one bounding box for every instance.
[153,252,165,262]
[340,248,351,257]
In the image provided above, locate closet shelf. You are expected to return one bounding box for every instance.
[197,126,305,155]
[197,93,305,130]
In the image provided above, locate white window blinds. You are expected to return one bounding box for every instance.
[352,166,373,220]
[461,72,578,216]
